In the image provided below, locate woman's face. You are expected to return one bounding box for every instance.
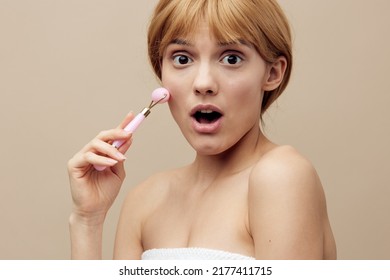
[161,22,272,155]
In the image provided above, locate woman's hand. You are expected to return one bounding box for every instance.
[67,112,134,224]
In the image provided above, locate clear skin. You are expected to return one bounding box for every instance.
[68,22,336,259]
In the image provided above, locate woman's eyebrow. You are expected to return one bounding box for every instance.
[169,38,193,46]
[218,39,252,48]
[168,38,252,49]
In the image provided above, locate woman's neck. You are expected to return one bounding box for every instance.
[190,128,275,184]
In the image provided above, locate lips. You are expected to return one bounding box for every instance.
[193,110,222,123]
[190,104,223,133]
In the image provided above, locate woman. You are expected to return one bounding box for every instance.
[68,0,336,260]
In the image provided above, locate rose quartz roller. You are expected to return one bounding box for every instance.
[94,88,170,171]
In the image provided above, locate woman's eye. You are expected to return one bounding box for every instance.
[221,54,242,65]
[173,55,192,65]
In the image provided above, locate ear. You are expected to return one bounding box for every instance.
[262,56,288,91]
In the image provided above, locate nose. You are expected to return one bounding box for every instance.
[193,63,218,96]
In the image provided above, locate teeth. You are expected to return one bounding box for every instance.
[200,109,213,113]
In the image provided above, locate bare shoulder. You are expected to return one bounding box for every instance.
[249,145,322,196]
[248,145,330,259]
[114,168,180,259]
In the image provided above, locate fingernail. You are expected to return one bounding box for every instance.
[116,152,127,160]
[106,158,118,165]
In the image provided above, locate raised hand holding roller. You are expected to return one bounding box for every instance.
[94,88,170,171]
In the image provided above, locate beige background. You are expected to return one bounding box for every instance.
[0,0,389,259]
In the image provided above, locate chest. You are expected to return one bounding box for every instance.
[141,173,253,252]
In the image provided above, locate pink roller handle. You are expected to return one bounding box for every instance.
[93,112,146,171]
[112,112,145,148]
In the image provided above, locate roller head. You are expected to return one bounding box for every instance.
[151,87,170,104]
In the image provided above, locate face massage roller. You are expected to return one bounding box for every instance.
[94,88,170,171]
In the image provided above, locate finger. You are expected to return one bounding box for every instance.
[96,129,132,143]
[117,111,135,129]
[80,129,132,153]
[88,138,128,162]
[111,132,134,176]
[117,137,133,155]
[110,158,126,178]
[68,150,117,172]
[71,138,128,174]
[84,151,119,167]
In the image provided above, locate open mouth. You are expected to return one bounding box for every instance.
[193,109,222,124]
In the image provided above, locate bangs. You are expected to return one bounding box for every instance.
[157,0,264,57]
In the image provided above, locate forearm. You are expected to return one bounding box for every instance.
[69,213,105,260]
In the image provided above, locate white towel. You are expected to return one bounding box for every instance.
[141,247,255,260]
